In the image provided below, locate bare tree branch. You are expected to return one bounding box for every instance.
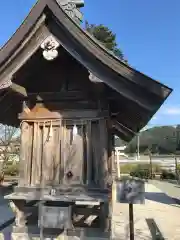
[0,124,20,175]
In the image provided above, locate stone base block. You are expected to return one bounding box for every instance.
[11,233,109,240]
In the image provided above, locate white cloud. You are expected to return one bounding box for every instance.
[163,107,180,115]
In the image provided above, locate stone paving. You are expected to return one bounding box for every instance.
[150,179,180,201]
[112,183,180,240]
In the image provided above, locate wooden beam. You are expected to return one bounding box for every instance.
[112,120,134,138]
[10,83,27,97]
[28,91,91,101]
[19,109,109,120]
[49,18,158,112]
[0,16,48,81]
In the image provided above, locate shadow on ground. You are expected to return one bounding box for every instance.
[146,218,165,240]
[0,183,16,236]
[1,226,13,240]
[145,192,180,207]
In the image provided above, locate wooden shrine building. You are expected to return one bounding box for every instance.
[0,0,172,238]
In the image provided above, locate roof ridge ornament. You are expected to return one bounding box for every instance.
[89,71,103,83]
[40,35,60,61]
[56,0,84,23]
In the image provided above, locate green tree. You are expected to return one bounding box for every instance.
[85,21,126,61]
[0,125,20,180]
[125,126,179,154]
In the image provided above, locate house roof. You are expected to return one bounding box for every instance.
[0,0,172,141]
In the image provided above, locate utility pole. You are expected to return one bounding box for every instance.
[137,134,140,160]
[135,134,140,161]
[149,151,153,179]
[148,145,153,179]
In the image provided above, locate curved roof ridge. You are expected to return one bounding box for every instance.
[0,0,172,96]
[0,0,173,140]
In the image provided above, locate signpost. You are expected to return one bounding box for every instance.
[116,178,145,240]
[129,203,134,240]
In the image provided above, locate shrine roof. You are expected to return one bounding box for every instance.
[0,0,172,141]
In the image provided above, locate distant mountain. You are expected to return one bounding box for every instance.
[123,125,180,154]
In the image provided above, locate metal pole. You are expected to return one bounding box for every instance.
[137,134,140,160]
[129,203,134,240]
[117,149,121,178]
[149,153,153,179]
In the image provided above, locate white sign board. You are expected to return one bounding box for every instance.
[116,179,145,204]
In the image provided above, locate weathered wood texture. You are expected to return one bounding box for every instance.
[86,121,92,186]
[63,125,84,185]
[10,200,109,231]
[19,122,33,186]
[19,117,111,189]
[99,119,109,188]
[91,121,100,186]
[31,122,39,186]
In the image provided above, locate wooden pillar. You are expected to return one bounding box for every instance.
[60,120,65,184]
[31,122,39,186]
[19,122,32,187]
[111,134,116,180]
[53,124,61,184]
[42,124,54,186]
[99,119,108,188]
[107,121,113,186]
[10,200,30,240]
[12,200,27,228]
[91,121,100,186]
[86,120,92,186]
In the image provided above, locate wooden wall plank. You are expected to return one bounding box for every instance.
[71,125,84,184]
[62,124,84,185]
[27,124,33,185]
[19,122,30,186]
[86,121,92,186]
[99,119,109,188]
[52,125,61,185]
[42,124,54,186]
[60,120,66,184]
[82,124,87,184]
[91,121,100,186]
[31,122,38,186]
[36,123,42,185]
[19,115,110,189]
[108,131,113,178]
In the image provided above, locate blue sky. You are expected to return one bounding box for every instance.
[0,0,179,127]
